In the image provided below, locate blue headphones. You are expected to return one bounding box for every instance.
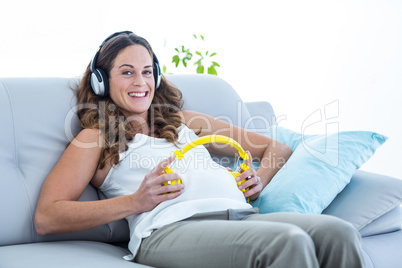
[90,31,161,97]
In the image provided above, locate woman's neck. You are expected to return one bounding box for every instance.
[124,112,149,134]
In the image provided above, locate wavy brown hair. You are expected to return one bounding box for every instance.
[76,32,183,169]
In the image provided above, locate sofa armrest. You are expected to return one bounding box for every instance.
[359,206,402,237]
[323,170,402,231]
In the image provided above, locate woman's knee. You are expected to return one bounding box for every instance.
[255,225,318,268]
[282,226,314,245]
[316,215,361,243]
[254,223,316,254]
[311,216,365,267]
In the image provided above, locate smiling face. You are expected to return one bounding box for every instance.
[109,44,155,122]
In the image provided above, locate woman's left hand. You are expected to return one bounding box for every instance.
[235,151,263,201]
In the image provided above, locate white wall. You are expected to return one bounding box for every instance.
[1,0,400,179]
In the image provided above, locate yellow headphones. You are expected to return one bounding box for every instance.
[163,135,250,194]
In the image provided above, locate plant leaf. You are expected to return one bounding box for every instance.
[208,66,217,75]
[194,59,202,65]
[212,61,220,67]
[172,55,180,67]
[210,53,217,57]
[196,65,204,74]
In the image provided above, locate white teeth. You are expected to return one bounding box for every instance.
[128,92,146,97]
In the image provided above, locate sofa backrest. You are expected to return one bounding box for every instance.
[167,74,254,129]
[0,77,129,246]
[0,74,273,246]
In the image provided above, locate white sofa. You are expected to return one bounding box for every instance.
[0,74,401,267]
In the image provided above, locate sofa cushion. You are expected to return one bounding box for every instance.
[0,241,148,268]
[361,230,402,268]
[323,170,402,230]
[244,126,387,214]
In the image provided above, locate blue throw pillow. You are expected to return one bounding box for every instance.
[233,126,388,214]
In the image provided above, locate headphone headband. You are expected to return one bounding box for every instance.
[90,31,133,74]
[90,31,161,97]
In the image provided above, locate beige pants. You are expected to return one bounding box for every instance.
[135,208,365,268]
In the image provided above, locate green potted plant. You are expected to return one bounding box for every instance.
[164,34,220,76]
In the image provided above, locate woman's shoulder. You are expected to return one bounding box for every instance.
[180,110,209,123]
[78,128,102,135]
[71,128,104,149]
[180,110,215,133]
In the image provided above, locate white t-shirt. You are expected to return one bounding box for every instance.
[99,124,252,259]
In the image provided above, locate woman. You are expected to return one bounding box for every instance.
[35,31,365,268]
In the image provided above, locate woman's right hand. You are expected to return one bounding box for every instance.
[131,155,184,213]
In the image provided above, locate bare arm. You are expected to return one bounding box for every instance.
[181,110,293,199]
[35,129,183,235]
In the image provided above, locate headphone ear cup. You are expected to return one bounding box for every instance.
[152,52,161,89]
[90,68,109,97]
[153,62,161,89]
[97,68,110,96]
